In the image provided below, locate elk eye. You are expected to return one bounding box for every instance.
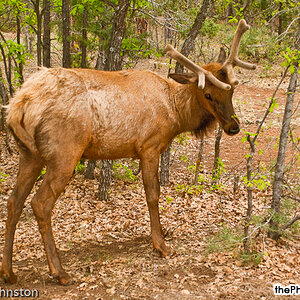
[205,93,213,101]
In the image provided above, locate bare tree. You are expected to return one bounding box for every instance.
[211,125,223,186]
[80,5,88,68]
[194,134,205,185]
[43,0,51,67]
[62,0,71,68]
[175,0,212,73]
[31,0,42,66]
[104,0,130,71]
[269,20,299,239]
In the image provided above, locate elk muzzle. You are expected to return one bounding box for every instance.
[223,117,240,136]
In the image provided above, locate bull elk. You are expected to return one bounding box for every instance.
[1,19,255,285]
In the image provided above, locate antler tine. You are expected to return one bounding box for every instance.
[222,19,256,86]
[165,44,231,90]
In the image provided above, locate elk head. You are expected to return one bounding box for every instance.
[166,19,256,136]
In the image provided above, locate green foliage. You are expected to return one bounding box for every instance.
[228,3,245,24]
[199,18,220,39]
[211,158,225,190]
[37,168,46,180]
[281,47,300,74]
[175,183,204,196]
[75,160,85,173]
[161,196,173,211]
[243,173,271,191]
[241,129,257,143]
[206,224,243,253]
[175,133,190,145]
[238,251,263,266]
[0,169,8,182]
[113,160,138,183]
[269,97,279,113]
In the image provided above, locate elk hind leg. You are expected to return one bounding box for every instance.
[30,155,81,285]
[0,153,43,283]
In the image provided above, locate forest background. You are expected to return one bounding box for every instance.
[0,0,299,299]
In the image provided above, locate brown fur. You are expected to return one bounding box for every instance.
[1,62,240,285]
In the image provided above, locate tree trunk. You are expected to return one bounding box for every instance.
[80,5,88,68]
[194,134,205,185]
[43,0,51,67]
[16,13,24,84]
[269,21,299,240]
[278,2,284,38]
[0,69,8,131]
[104,0,130,71]
[269,71,298,240]
[62,0,71,68]
[211,125,223,186]
[98,160,113,201]
[0,68,11,153]
[244,135,255,252]
[33,0,42,66]
[85,160,96,180]
[25,26,33,54]
[175,0,211,73]
[160,145,171,186]
[99,0,130,201]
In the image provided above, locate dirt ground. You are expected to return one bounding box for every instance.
[0,60,299,299]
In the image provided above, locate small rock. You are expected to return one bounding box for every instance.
[180,289,190,295]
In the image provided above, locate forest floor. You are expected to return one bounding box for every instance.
[0,60,299,299]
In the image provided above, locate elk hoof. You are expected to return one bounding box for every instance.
[53,272,73,285]
[153,243,172,258]
[0,268,17,284]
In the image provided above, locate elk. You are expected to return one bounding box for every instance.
[1,19,255,285]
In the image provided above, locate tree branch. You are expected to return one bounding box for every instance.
[101,0,117,10]
[281,215,300,231]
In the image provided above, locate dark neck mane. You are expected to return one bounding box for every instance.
[172,83,217,137]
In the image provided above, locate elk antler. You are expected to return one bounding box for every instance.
[221,19,256,86]
[165,44,231,90]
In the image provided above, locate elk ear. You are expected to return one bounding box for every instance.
[217,47,226,64]
[168,73,198,84]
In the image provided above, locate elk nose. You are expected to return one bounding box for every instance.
[228,126,240,135]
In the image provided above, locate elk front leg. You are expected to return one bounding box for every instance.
[0,154,43,283]
[141,153,171,257]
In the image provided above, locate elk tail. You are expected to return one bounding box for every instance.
[6,99,38,155]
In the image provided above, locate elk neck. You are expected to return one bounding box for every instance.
[172,83,215,137]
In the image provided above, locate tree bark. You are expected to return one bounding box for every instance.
[160,145,171,186]
[0,69,8,131]
[211,125,223,186]
[62,0,71,68]
[244,134,255,252]
[43,0,51,67]
[194,134,205,185]
[98,160,113,201]
[175,0,212,73]
[16,13,24,84]
[104,0,130,71]
[0,68,11,153]
[85,160,96,179]
[99,0,130,201]
[269,66,298,240]
[32,0,42,66]
[80,5,88,68]
[269,21,299,240]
